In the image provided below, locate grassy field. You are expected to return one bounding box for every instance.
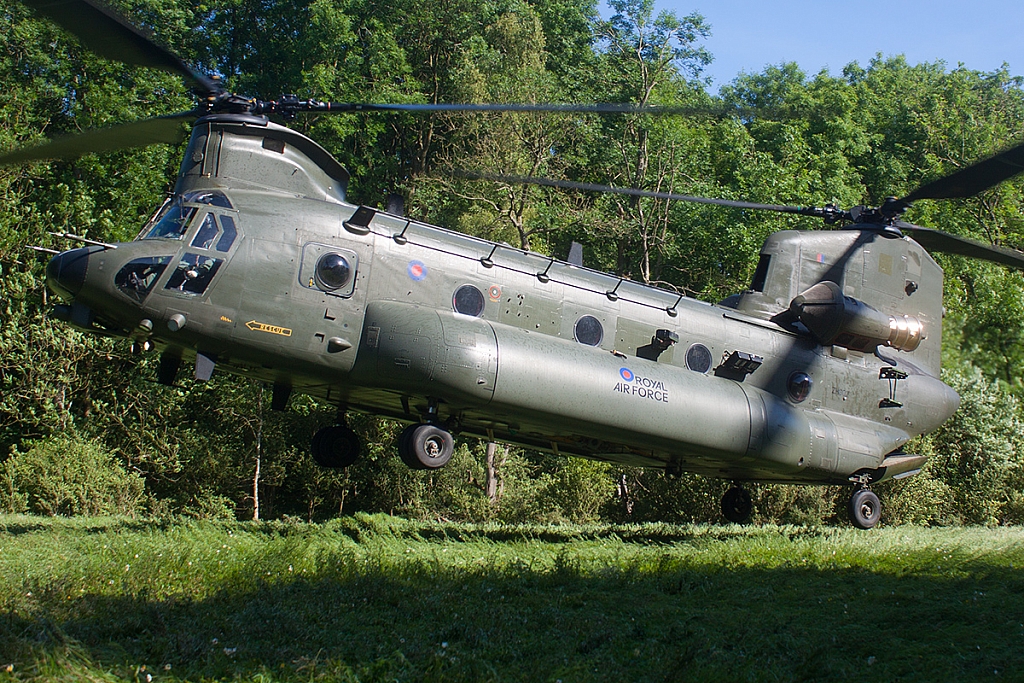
[1,515,1023,682]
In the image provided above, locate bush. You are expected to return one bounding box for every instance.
[928,367,1024,525]
[0,435,145,516]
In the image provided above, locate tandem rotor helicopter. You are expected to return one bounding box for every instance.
[7,0,1024,528]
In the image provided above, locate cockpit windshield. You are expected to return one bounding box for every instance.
[138,191,232,241]
[141,199,196,240]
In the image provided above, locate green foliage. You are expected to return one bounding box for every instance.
[0,435,145,516]
[926,367,1024,525]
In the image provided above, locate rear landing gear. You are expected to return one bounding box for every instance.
[721,486,752,524]
[398,423,454,470]
[311,424,361,469]
[848,487,881,529]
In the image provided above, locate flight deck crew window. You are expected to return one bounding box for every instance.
[574,315,604,346]
[216,215,237,252]
[164,253,223,295]
[191,214,219,250]
[115,256,172,302]
[453,285,485,317]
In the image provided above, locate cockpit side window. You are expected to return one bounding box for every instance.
[191,214,219,249]
[164,253,223,295]
[115,256,172,302]
[216,215,237,252]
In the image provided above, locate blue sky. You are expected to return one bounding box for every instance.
[651,0,1024,90]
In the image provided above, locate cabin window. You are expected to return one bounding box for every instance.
[164,253,223,295]
[685,343,712,373]
[574,315,604,346]
[115,256,172,302]
[750,254,771,292]
[300,243,359,297]
[453,284,485,317]
[315,253,352,291]
[788,372,813,402]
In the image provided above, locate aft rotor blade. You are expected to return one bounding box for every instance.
[0,112,196,165]
[22,0,219,94]
[890,140,1024,214]
[458,171,841,219]
[897,222,1024,271]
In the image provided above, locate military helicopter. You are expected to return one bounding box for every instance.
[7,0,1024,529]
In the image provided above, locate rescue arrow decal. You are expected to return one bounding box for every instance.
[245,320,292,336]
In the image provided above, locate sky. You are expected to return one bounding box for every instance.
[651,0,1024,91]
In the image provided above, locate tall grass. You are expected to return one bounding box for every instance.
[2,514,1024,681]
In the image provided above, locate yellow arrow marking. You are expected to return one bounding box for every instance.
[245,320,292,337]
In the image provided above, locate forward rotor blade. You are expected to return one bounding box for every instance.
[0,112,196,165]
[891,140,1024,214]
[22,0,219,94]
[897,222,1024,271]
[458,171,838,218]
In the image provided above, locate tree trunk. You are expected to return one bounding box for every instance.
[253,385,263,521]
[485,441,499,503]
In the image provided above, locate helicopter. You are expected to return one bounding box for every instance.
[7,0,1024,529]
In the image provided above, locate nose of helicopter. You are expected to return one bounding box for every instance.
[46,247,93,300]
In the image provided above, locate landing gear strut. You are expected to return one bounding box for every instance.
[848,487,881,529]
[721,485,752,524]
[397,423,454,470]
[311,424,361,469]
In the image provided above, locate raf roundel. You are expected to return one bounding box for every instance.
[407,260,428,281]
[619,367,634,382]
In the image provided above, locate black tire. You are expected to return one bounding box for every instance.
[721,486,752,523]
[311,425,361,468]
[398,424,454,470]
[848,488,881,529]
[397,424,422,469]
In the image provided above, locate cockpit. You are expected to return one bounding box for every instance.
[117,190,239,302]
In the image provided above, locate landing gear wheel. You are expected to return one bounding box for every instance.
[848,488,881,529]
[721,486,752,524]
[397,424,454,470]
[311,425,361,468]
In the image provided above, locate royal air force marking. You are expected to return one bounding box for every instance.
[614,367,669,403]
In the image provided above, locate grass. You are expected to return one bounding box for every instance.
[2,514,1024,681]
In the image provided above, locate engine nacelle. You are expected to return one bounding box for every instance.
[790,281,924,352]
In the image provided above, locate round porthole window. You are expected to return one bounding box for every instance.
[788,371,813,403]
[574,315,604,346]
[315,253,351,291]
[453,284,486,317]
[685,343,712,373]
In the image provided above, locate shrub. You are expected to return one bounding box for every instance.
[0,435,145,516]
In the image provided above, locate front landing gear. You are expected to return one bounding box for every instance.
[848,487,881,529]
[311,424,361,469]
[398,423,454,470]
[721,486,752,524]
